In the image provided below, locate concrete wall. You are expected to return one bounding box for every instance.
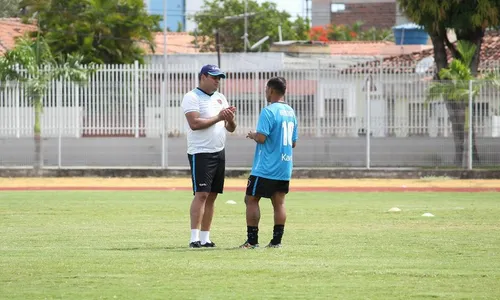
[311,0,331,27]
[2,136,500,169]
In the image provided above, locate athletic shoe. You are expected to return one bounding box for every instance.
[239,241,259,249]
[265,242,282,248]
[201,242,216,248]
[189,241,202,248]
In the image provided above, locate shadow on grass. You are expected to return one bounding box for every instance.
[102,246,246,252]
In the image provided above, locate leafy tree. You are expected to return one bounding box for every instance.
[397,0,500,166]
[191,0,310,52]
[427,41,500,167]
[0,0,21,17]
[176,21,184,32]
[427,41,480,167]
[19,0,161,64]
[0,36,93,173]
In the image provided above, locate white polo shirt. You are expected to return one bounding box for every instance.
[181,88,229,155]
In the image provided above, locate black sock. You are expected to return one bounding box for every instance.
[271,225,285,245]
[247,226,259,245]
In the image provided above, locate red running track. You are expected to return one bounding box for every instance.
[0,186,499,192]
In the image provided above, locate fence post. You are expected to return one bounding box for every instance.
[161,62,169,168]
[254,71,259,130]
[468,80,473,170]
[366,76,371,169]
[134,60,140,138]
[57,80,62,168]
[160,65,167,169]
[315,60,321,137]
[15,82,20,138]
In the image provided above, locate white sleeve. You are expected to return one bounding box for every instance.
[181,92,199,114]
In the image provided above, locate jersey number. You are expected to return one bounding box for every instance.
[282,121,294,146]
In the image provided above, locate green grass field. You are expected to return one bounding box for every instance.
[1,191,499,299]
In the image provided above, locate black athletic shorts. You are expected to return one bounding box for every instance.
[187,149,225,195]
[245,175,289,199]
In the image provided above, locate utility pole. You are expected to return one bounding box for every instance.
[305,0,311,23]
[162,0,168,168]
[244,0,248,52]
[215,29,221,67]
[224,0,255,52]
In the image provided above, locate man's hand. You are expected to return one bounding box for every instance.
[246,130,266,144]
[246,131,256,140]
[223,106,237,132]
[218,106,236,121]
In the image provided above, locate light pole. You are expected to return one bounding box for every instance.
[162,0,168,168]
[214,29,221,67]
[224,0,255,52]
[244,0,248,52]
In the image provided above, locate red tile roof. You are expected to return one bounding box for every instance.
[328,40,432,56]
[142,32,201,55]
[343,30,500,74]
[0,18,37,55]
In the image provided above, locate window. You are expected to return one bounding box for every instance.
[331,3,346,13]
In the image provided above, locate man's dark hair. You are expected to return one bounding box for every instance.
[267,77,286,95]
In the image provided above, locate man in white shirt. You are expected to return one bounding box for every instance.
[181,64,236,248]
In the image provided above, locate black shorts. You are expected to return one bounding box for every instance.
[188,150,225,195]
[246,175,289,199]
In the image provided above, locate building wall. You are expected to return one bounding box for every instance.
[145,52,285,71]
[331,2,396,29]
[311,0,331,27]
[312,0,403,29]
[395,2,410,26]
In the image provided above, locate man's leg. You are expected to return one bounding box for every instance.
[269,192,287,246]
[190,191,210,246]
[200,151,225,247]
[188,152,218,248]
[200,192,218,245]
[244,194,261,246]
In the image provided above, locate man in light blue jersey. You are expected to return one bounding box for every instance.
[240,77,298,249]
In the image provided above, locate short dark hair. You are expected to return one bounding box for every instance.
[267,77,286,95]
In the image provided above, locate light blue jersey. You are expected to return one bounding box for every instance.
[251,102,298,181]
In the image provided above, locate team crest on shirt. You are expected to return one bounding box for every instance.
[217,99,223,105]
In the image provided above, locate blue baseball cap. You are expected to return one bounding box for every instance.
[200,64,226,79]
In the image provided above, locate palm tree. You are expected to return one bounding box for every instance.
[0,36,93,174]
[426,40,497,168]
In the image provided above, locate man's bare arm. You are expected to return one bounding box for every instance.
[185,111,223,131]
[225,119,237,132]
[224,106,237,132]
[246,131,266,144]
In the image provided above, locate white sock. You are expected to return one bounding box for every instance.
[190,229,200,243]
[200,231,211,244]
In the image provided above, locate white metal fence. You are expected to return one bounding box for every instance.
[1,62,500,168]
[2,62,500,138]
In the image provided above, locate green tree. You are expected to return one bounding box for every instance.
[427,41,480,167]
[191,0,310,52]
[0,36,93,173]
[397,0,500,166]
[19,0,161,64]
[0,0,21,17]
